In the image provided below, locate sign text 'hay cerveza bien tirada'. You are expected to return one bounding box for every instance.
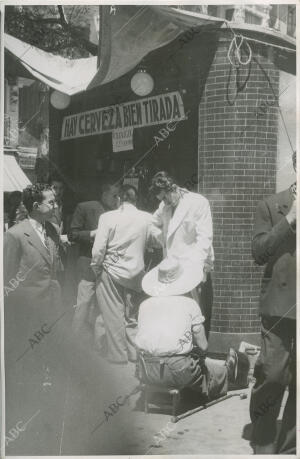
[61,91,186,140]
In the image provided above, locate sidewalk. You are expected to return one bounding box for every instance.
[60,355,254,455]
[131,386,253,455]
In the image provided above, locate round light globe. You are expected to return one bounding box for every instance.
[50,90,71,110]
[130,71,154,96]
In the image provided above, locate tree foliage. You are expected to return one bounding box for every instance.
[5,5,99,58]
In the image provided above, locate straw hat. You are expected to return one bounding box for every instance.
[142,256,203,297]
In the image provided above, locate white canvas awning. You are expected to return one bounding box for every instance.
[4,154,31,191]
[4,6,296,96]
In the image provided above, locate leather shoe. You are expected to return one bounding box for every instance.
[225,348,250,388]
[225,348,238,384]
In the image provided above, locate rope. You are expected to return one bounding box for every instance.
[225,21,295,154]
[253,55,295,154]
[227,33,252,67]
[224,20,296,53]
[277,103,295,153]
[225,22,252,105]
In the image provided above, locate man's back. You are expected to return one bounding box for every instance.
[135,296,204,356]
[92,202,151,288]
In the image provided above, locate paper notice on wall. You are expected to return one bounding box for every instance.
[112,127,133,152]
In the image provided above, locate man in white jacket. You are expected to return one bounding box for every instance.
[149,171,214,337]
[91,185,152,364]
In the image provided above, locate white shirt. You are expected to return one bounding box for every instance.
[29,218,47,247]
[91,202,152,290]
[135,296,204,356]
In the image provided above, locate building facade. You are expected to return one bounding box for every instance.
[48,12,295,352]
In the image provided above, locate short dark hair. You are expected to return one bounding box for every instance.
[149,171,176,196]
[22,183,52,213]
[99,176,119,196]
[120,184,137,204]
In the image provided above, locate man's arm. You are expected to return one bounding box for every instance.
[194,198,213,263]
[252,199,295,266]
[69,203,94,244]
[4,232,21,285]
[192,323,208,352]
[190,302,207,352]
[148,205,164,249]
[91,215,110,272]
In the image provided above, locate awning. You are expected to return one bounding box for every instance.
[4,154,31,192]
[4,6,296,95]
[5,33,98,95]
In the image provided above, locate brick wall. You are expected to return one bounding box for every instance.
[198,38,279,335]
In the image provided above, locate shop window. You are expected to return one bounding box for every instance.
[245,11,262,25]
[225,8,234,21]
[287,5,296,37]
[208,6,219,18]
[269,5,279,28]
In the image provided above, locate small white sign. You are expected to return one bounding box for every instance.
[112,127,133,152]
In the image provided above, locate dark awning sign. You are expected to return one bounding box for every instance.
[61,91,186,141]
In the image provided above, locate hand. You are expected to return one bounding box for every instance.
[90,230,97,238]
[286,200,297,225]
[91,264,101,278]
[204,260,213,273]
[60,234,72,246]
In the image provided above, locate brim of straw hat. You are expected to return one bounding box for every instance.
[142,258,203,297]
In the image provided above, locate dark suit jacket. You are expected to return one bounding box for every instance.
[252,188,296,320]
[69,200,105,259]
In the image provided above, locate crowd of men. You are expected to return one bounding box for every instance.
[4,157,296,454]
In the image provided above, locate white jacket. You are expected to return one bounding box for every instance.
[151,190,214,276]
[91,202,152,290]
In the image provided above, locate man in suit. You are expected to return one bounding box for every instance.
[49,177,76,237]
[4,183,65,454]
[250,152,296,455]
[149,171,214,337]
[91,185,152,364]
[69,179,120,340]
[4,183,64,338]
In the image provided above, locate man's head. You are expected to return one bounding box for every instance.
[120,184,138,206]
[150,171,181,207]
[22,184,56,222]
[50,178,64,202]
[99,180,120,210]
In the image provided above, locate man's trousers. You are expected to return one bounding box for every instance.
[72,256,103,347]
[138,352,228,400]
[95,270,138,364]
[250,316,296,453]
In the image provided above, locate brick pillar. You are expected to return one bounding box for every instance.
[198,38,279,352]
